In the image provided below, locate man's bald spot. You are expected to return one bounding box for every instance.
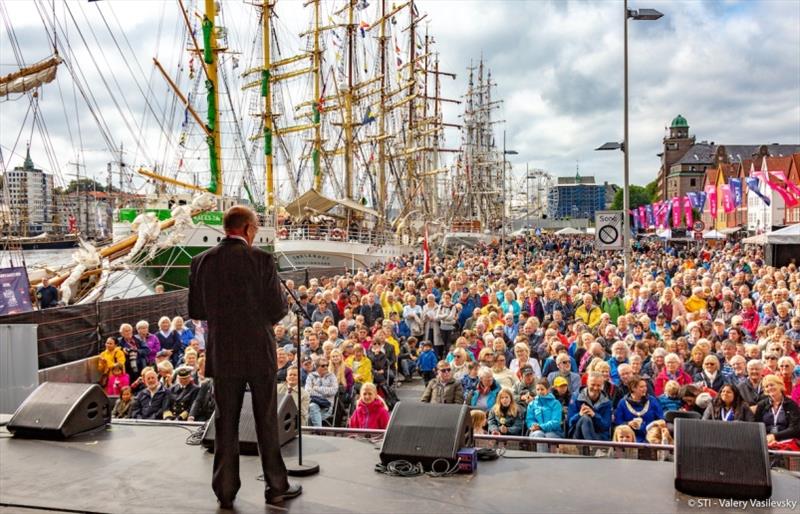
[223,205,257,233]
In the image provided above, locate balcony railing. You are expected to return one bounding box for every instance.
[277,225,401,246]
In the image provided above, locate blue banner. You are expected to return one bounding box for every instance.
[645,204,655,228]
[746,177,771,206]
[730,178,743,207]
[687,191,707,212]
[0,267,33,316]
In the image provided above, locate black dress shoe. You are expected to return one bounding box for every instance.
[266,483,302,504]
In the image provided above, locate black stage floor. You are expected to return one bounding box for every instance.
[1,421,798,514]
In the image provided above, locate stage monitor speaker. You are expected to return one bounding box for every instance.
[674,418,771,500]
[7,382,110,439]
[202,392,297,455]
[380,402,472,470]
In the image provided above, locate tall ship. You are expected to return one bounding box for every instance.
[444,58,506,248]
[261,0,457,269]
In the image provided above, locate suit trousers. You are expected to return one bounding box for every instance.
[212,374,290,502]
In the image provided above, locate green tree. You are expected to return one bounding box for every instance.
[64,178,106,193]
[610,184,654,210]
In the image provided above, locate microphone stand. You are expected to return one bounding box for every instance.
[279,277,320,476]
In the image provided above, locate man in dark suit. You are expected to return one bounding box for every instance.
[189,206,301,508]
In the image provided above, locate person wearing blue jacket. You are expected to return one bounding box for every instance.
[606,341,630,386]
[469,368,501,412]
[130,369,172,420]
[613,376,664,442]
[417,341,438,383]
[527,378,564,452]
[567,372,613,441]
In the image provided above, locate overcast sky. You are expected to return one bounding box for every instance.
[1,0,798,196]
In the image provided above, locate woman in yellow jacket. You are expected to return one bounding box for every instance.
[345,344,373,385]
[97,337,126,384]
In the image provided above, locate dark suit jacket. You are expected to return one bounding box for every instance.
[188,238,287,379]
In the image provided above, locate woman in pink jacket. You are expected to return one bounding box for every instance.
[348,383,390,430]
[654,353,693,396]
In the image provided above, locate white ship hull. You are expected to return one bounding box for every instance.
[275,238,412,270]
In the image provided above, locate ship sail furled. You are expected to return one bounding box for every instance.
[0,55,62,97]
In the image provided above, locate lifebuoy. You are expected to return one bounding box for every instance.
[278,227,288,238]
[331,228,345,241]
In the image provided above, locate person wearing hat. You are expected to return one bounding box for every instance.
[551,376,571,410]
[512,364,538,407]
[165,366,199,420]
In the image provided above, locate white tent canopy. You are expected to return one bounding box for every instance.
[742,225,800,246]
[765,224,800,244]
[703,230,727,240]
[742,233,768,245]
[283,189,379,219]
[554,227,584,235]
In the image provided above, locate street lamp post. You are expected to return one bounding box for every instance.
[597,2,662,287]
[502,129,518,249]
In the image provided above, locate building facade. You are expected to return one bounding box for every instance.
[656,114,799,202]
[547,173,616,221]
[1,148,55,235]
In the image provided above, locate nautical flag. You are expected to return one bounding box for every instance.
[746,177,771,206]
[730,178,743,207]
[422,224,430,273]
[362,106,376,125]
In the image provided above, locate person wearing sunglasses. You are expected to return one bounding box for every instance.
[420,360,464,404]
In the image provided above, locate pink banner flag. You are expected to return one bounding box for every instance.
[684,196,694,227]
[758,171,799,208]
[705,185,718,219]
[721,184,735,213]
[672,197,682,227]
[770,171,800,203]
[638,206,647,229]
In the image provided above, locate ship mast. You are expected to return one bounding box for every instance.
[344,0,355,201]
[312,0,323,190]
[203,0,222,195]
[262,0,274,211]
[405,0,416,198]
[378,0,388,219]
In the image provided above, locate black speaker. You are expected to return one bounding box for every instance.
[380,402,472,470]
[674,418,771,500]
[202,392,298,455]
[8,382,110,439]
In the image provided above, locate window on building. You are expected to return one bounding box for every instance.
[690,179,696,187]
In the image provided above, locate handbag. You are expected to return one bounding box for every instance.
[310,395,331,410]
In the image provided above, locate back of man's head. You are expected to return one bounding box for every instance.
[223,205,256,233]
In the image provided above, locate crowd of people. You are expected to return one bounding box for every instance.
[99,233,800,453]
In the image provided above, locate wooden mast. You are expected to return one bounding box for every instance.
[262,0,275,211]
[312,0,323,190]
